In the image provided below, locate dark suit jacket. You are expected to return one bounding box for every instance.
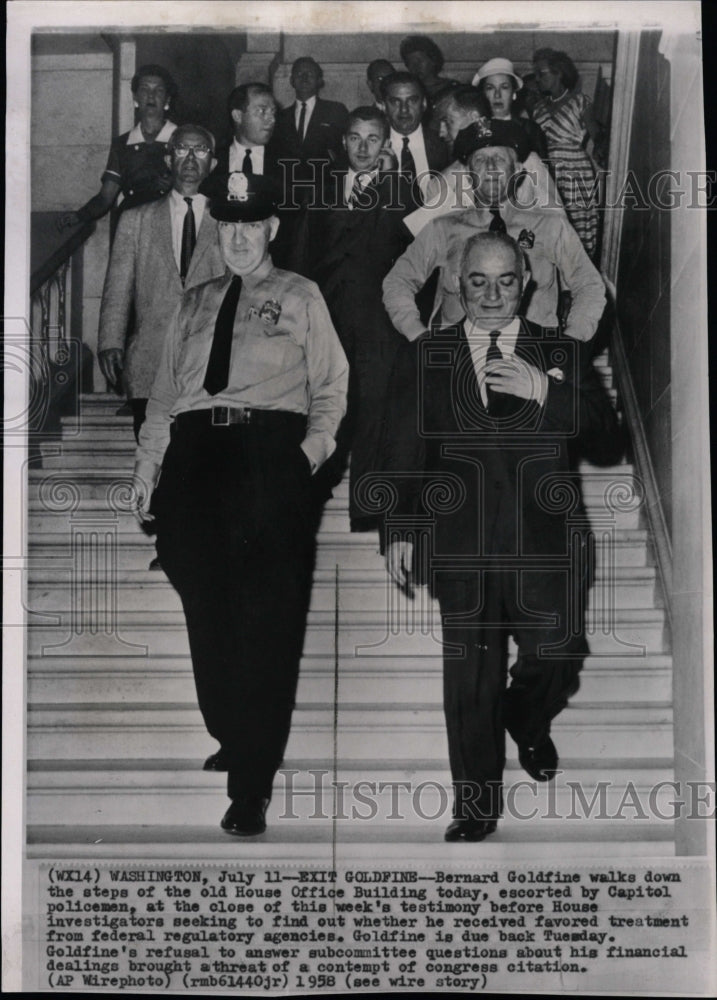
[382,318,617,647]
[270,98,349,171]
[422,126,451,173]
[210,141,283,184]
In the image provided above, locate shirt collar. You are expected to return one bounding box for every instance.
[297,95,317,114]
[465,315,522,354]
[169,189,206,209]
[390,126,421,148]
[347,167,378,189]
[126,120,177,144]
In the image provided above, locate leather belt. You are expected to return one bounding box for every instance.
[174,407,306,430]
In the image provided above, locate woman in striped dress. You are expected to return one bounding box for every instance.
[532,49,601,259]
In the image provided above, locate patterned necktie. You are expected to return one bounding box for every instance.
[242,148,253,175]
[348,173,364,210]
[489,208,507,232]
[297,101,307,142]
[401,136,416,185]
[203,275,242,396]
[180,197,196,283]
[485,329,503,414]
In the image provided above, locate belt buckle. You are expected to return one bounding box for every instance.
[240,408,251,425]
[212,406,229,426]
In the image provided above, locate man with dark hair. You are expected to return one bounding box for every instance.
[270,57,348,193]
[297,106,417,530]
[366,58,395,107]
[380,71,449,203]
[211,83,279,178]
[133,173,348,836]
[383,230,617,840]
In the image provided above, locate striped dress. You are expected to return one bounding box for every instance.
[532,92,599,258]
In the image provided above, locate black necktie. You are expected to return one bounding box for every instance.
[297,101,307,142]
[203,276,242,396]
[180,197,196,283]
[485,329,503,414]
[242,148,253,175]
[401,136,416,185]
[489,208,506,232]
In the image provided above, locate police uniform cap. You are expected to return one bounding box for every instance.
[203,172,279,222]
[453,119,531,165]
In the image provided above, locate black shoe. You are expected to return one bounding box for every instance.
[444,818,498,842]
[221,796,269,836]
[203,750,230,771]
[519,736,559,782]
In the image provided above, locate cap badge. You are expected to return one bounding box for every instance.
[228,172,249,202]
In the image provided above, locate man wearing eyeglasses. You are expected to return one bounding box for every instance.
[99,124,225,443]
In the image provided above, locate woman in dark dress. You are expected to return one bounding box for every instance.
[57,64,178,231]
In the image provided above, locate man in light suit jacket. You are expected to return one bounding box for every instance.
[99,124,226,441]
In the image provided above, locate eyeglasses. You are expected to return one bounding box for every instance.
[173,143,211,159]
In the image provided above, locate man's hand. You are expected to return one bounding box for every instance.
[378,143,398,172]
[386,539,415,597]
[99,348,125,389]
[485,356,548,405]
[131,462,160,530]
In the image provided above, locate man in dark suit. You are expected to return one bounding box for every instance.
[270,57,348,203]
[380,71,449,204]
[383,231,617,842]
[210,83,281,181]
[298,106,417,529]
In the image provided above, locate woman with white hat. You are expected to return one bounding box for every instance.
[473,57,548,161]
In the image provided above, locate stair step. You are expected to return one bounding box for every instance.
[26,564,659,613]
[26,819,674,860]
[27,762,676,827]
[27,702,673,759]
[26,652,673,705]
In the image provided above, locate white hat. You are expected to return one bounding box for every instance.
[472,57,523,90]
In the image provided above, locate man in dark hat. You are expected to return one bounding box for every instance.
[133,172,348,836]
[383,118,605,345]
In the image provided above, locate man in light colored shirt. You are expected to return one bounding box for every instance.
[99,123,223,441]
[407,85,563,237]
[134,173,348,838]
[380,71,449,203]
[383,231,617,842]
[383,118,604,344]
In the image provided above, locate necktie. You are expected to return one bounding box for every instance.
[485,329,503,414]
[203,276,242,396]
[348,173,364,209]
[242,148,253,175]
[180,197,196,283]
[297,101,307,142]
[489,208,507,232]
[401,136,416,185]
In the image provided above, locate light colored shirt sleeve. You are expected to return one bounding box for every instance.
[382,221,446,341]
[551,216,606,342]
[135,303,183,477]
[300,287,349,471]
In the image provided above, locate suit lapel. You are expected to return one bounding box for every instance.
[152,198,182,288]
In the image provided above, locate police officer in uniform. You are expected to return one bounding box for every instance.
[133,173,348,836]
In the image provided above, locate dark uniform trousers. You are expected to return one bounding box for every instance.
[151,410,316,800]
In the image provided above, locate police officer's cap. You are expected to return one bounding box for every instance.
[204,172,279,222]
[453,119,530,166]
